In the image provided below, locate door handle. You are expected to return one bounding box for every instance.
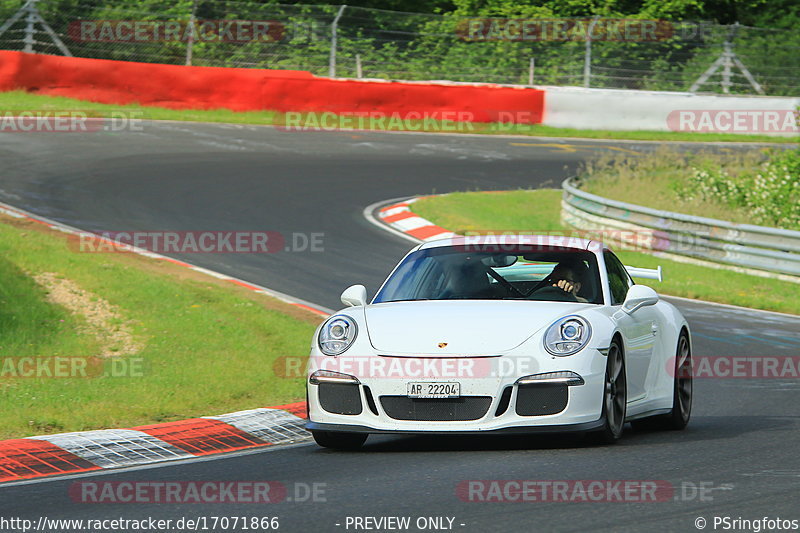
[651,323,659,335]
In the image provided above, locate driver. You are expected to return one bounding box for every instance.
[550,260,589,303]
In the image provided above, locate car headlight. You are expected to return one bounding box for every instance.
[318,315,358,356]
[543,315,591,356]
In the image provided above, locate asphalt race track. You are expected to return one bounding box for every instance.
[1,124,799,532]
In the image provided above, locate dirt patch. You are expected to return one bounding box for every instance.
[32,272,144,357]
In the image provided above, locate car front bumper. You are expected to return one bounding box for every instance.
[306,349,608,434]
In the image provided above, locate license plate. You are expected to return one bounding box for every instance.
[407,382,461,398]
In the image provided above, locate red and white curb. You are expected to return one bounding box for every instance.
[376,198,455,242]
[0,403,308,483]
[0,200,334,483]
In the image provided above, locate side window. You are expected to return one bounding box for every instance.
[375,254,443,302]
[603,251,633,305]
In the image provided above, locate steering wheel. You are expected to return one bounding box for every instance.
[524,275,555,297]
[528,284,579,302]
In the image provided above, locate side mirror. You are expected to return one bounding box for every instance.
[341,284,367,307]
[622,285,659,314]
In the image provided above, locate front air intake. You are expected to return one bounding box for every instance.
[379,396,492,421]
[318,382,363,415]
[515,383,568,416]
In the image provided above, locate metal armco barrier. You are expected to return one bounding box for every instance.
[561,177,800,277]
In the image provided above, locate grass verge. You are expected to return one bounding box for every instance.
[1,90,797,143]
[0,213,320,439]
[412,189,800,315]
[579,147,800,229]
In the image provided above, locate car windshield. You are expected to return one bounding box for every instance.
[373,245,603,304]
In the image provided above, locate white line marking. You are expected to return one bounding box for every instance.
[380,206,409,218]
[393,217,433,232]
[189,266,232,279]
[362,198,424,245]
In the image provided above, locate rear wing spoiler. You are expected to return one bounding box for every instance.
[624,265,663,282]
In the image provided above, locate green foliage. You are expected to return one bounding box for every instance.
[684,148,800,228]
[580,145,800,230]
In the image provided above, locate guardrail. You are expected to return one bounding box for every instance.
[561,177,800,278]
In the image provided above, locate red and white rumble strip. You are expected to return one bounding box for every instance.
[0,404,308,483]
[378,198,455,242]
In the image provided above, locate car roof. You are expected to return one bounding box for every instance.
[417,234,599,251]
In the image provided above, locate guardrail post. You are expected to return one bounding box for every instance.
[0,0,72,56]
[328,4,347,77]
[22,0,36,53]
[583,16,600,88]
[185,0,198,66]
[690,23,764,95]
[528,58,535,85]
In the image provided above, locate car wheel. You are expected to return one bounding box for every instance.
[592,339,627,444]
[311,430,367,450]
[593,340,628,444]
[633,331,692,431]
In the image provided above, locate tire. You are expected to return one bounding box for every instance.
[311,430,367,450]
[591,339,627,444]
[632,331,692,431]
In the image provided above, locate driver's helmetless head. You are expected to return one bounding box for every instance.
[551,260,585,284]
[550,259,589,296]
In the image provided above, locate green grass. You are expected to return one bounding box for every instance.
[578,147,800,228]
[0,256,100,362]
[0,217,319,439]
[413,189,800,315]
[1,90,797,143]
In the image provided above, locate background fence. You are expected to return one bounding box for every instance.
[0,0,798,96]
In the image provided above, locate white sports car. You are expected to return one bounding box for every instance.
[306,235,692,449]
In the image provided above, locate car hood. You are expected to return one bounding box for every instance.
[364,300,595,356]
